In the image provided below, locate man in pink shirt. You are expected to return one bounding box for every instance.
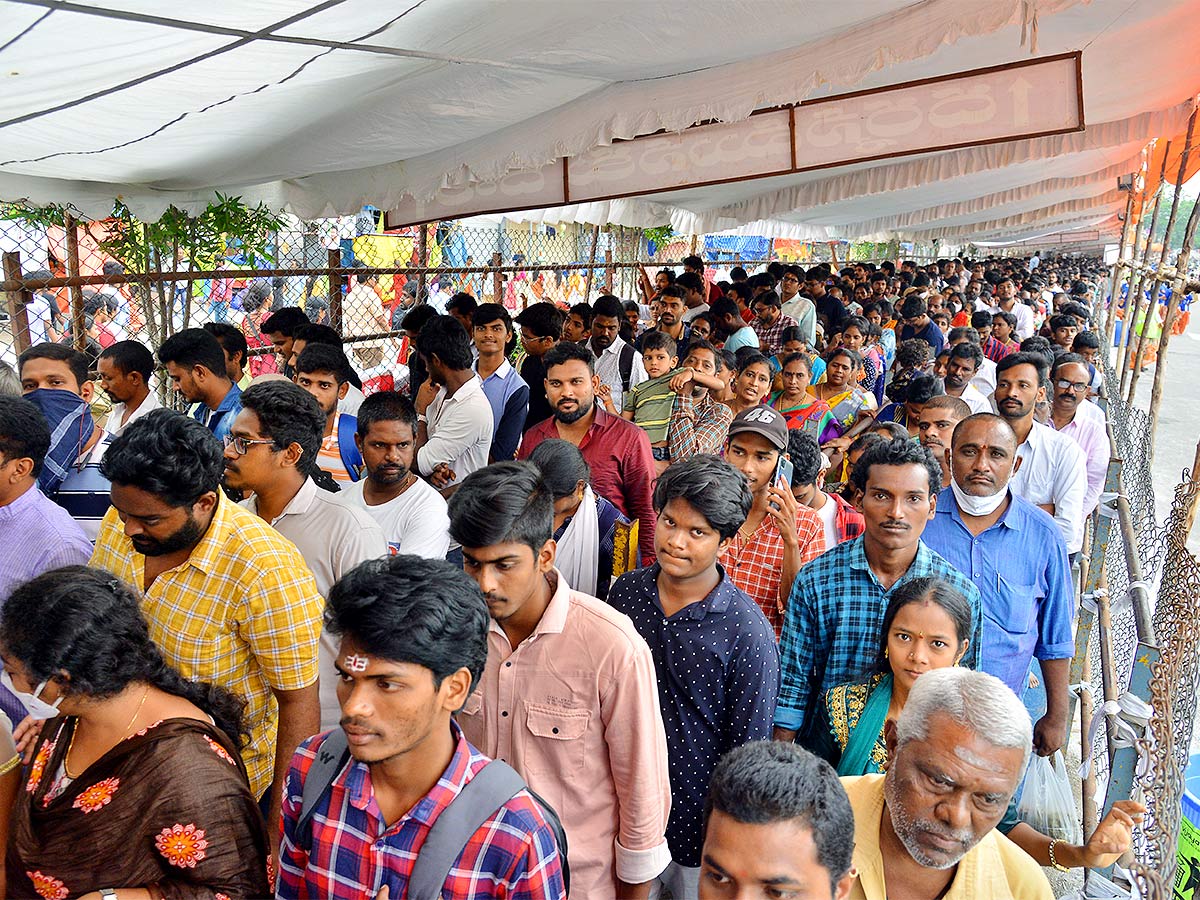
[449,461,672,899]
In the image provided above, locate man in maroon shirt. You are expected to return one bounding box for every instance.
[519,341,656,563]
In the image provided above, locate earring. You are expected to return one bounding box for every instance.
[884,647,889,659]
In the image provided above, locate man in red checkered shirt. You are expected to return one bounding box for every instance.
[718,406,826,638]
[786,430,865,548]
[277,555,566,900]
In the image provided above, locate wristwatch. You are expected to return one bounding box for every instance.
[99,890,118,900]
[416,413,428,423]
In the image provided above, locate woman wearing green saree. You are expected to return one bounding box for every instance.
[809,576,971,775]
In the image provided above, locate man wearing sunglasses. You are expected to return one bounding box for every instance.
[1047,353,1106,519]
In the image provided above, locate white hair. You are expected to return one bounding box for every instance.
[896,668,1032,769]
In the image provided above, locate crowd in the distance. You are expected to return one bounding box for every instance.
[0,251,1147,899]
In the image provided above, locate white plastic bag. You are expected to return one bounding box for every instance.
[1016,751,1083,845]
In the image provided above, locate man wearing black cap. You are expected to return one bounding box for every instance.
[719,405,825,639]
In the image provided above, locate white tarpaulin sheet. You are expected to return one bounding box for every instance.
[0,0,1198,243]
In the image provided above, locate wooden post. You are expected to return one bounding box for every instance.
[1184,439,1200,540]
[582,225,600,301]
[416,224,429,304]
[1148,195,1200,459]
[604,249,614,294]
[327,249,344,336]
[62,212,86,352]
[1119,144,1171,392]
[2,251,31,353]
[1106,189,1136,343]
[1128,108,1198,401]
[689,234,698,256]
[491,252,503,306]
[1080,641,1099,837]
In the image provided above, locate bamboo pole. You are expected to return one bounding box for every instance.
[327,249,344,335]
[1118,143,1171,394]
[1128,108,1198,400]
[1106,189,1136,342]
[1147,197,1200,460]
[62,212,86,352]
[1183,439,1200,539]
[491,252,503,305]
[2,251,31,353]
[1080,641,1100,837]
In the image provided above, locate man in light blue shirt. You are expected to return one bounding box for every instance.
[710,296,759,354]
[922,413,1073,758]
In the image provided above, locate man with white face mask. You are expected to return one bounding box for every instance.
[921,414,1073,758]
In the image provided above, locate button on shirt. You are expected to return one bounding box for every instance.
[1048,405,1107,517]
[607,564,779,868]
[520,407,657,563]
[90,494,323,797]
[922,488,1074,696]
[1009,421,1087,553]
[592,336,647,414]
[278,722,566,900]
[775,537,982,739]
[0,483,93,600]
[417,375,494,489]
[458,569,671,899]
[476,359,530,461]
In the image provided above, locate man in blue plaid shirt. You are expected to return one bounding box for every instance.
[773,438,982,745]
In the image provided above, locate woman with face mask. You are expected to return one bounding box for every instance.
[1,566,269,899]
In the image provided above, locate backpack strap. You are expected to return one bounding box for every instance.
[337,413,363,482]
[295,729,351,854]
[618,343,635,393]
[406,760,525,900]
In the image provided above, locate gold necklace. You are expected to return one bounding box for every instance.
[63,687,150,780]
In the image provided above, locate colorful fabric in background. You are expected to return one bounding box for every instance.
[24,388,92,495]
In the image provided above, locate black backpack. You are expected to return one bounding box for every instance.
[294,729,571,898]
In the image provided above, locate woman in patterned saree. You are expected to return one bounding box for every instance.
[769,353,839,445]
[808,576,971,776]
[809,347,876,437]
[2,567,268,900]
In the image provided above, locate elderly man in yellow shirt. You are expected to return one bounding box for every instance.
[89,408,323,858]
[842,667,1052,900]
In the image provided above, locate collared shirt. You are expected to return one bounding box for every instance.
[923,488,1074,695]
[190,382,242,445]
[0,483,92,600]
[980,336,1014,363]
[339,476,451,560]
[752,313,799,356]
[990,302,1035,340]
[105,391,161,437]
[520,407,657,562]
[842,774,1052,900]
[722,325,759,354]
[898,319,946,355]
[592,336,647,414]
[90,494,323,797]
[607,564,779,868]
[718,504,826,638]
[1010,421,1087,553]
[1049,405,1107,516]
[775,537,982,737]
[417,375,494,488]
[970,356,997,395]
[278,722,566,900]
[476,358,530,461]
[821,491,866,546]
[458,569,671,899]
[241,477,388,730]
[951,382,992,414]
[781,296,817,346]
[666,392,733,463]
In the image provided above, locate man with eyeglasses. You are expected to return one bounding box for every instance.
[779,265,817,347]
[514,302,565,429]
[1047,354,1106,518]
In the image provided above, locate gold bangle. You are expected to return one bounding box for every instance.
[1048,838,1070,872]
[0,754,19,777]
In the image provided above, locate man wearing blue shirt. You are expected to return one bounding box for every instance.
[922,413,1073,757]
[774,438,982,745]
[471,303,529,462]
[158,327,243,445]
[608,455,779,899]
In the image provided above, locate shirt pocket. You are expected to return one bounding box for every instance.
[522,702,590,776]
[990,574,1039,637]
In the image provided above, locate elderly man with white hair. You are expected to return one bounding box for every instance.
[840,667,1053,900]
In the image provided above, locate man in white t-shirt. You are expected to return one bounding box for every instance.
[990,277,1035,341]
[340,390,451,559]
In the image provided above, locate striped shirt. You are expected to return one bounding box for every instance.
[317,430,354,484]
[624,369,681,444]
[53,431,112,542]
[277,722,566,900]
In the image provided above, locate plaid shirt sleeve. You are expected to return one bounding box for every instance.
[775,558,826,733]
[240,546,324,693]
[667,394,733,461]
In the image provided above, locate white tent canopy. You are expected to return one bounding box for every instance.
[1,0,1197,244]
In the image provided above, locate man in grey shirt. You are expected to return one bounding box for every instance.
[224,380,386,729]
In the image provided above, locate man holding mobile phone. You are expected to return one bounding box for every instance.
[719,406,826,638]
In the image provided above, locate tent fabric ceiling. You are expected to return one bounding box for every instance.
[0,0,1197,245]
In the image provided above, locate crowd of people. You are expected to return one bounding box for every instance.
[0,252,1149,899]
